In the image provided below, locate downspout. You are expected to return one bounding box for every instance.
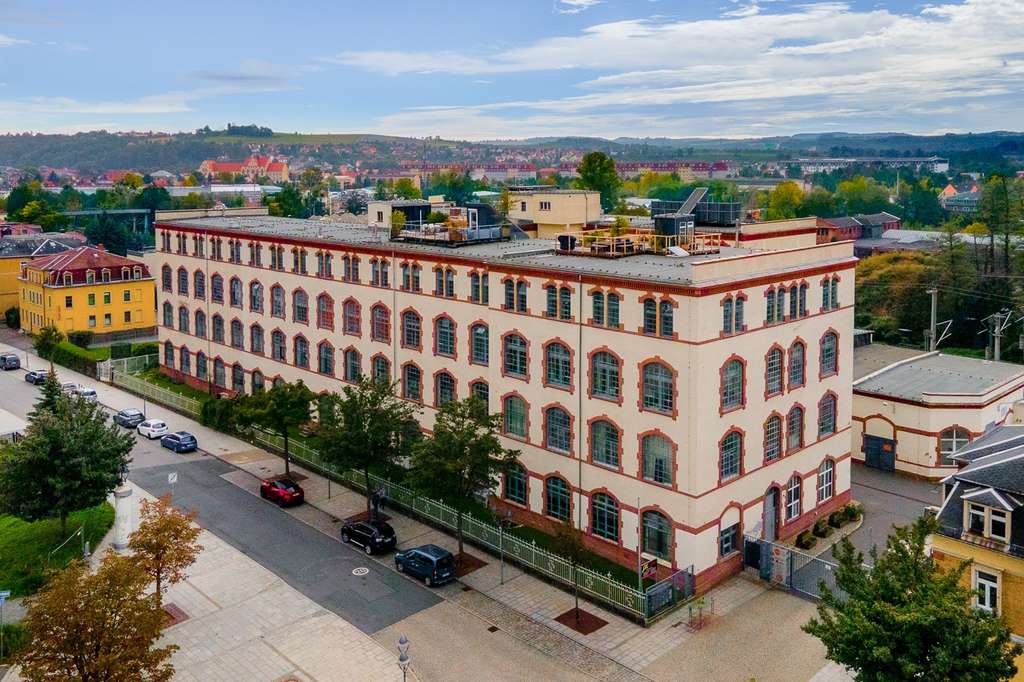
[577,273,584,533]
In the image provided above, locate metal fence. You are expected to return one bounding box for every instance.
[110,371,203,417]
[743,536,846,601]
[99,354,159,382]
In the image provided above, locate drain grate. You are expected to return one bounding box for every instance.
[461,586,473,592]
[487,625,499,633]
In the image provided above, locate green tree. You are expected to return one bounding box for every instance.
[552,521,587,623]
[979,175,1023,274]
[495,187,512,220]
[390,209,406,237]
[233,380,314,476]
[804,516,1021,681]
[408,397,518,562]
[84,213,131,255]
[133,186,171,211]
[32,325,64,369]
[797,187,837,218]
[766,180,804,220]
[345,193,367,215]
[29,369,63,419]
[264,184,306,218]
[373,180,391,201]
[835,176,890,215]
[393,177,422,200]
[314,377,420,517]
[0,392,134,534]
[17,555,176,682]
[576,151,620,211]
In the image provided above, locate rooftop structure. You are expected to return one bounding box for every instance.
[855,351,1024,404]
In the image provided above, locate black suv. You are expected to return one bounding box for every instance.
[340,520,397,555]
[113,408,146,428]
[394,544,456,586]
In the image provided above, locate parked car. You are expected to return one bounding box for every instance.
[137,419,168,439]
[24,370,47,385]
[113,408,146,428]
[61,382,78,395]
[259,478,304,507]
[340,520,397,555]
[73,387,98,403]
[394,544,456,587]
[0,353,20,370]
[160,431,197,453]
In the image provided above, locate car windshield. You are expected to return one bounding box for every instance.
[151,421,165,428]
[278,481,298,492]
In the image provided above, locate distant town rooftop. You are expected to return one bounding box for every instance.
[855,350,1024,402]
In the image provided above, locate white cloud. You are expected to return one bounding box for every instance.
[556,0,602,13]
[0,33,29,47]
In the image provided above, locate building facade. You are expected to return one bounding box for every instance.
[506,188,602,238]
[0,234,85,311]
[19,246,156,339]
[150,216,855,592]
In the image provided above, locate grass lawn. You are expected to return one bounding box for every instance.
[137,367,213,403]
[0,503,114,597]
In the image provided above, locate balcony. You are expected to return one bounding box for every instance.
[936,524,1024,558]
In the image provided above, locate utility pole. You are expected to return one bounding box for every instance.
[994,312,1005,362]
[927,288,938,351]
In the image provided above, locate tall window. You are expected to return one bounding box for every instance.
[504,280,515,310]
[788,285,798,319]
[471,324,489,365]
[196,352,207,380]
[402,311,421,349]
[194,271,205,299]
[293,290,308,323]
[789,343,805,387]
[270,285,285,317]
[161,265,171,292]
[785,475,802,520]
[643,299,657,335]
[343,300,361,335]
[642,511,671,560]
[607,293,620,327]
[179,348,191,375]
[251,371,264,393]
[232,364,245,393]
[766,289,776,324]
[503,395,527,437]
[723,298,734,335]
[559,286,571,321]
[195,310,206,338]
[271,331,286,361]
[317,294,334,330]
[830,278,839,309]
[177,268,188,296]
[344,349,361,382]
[230,320,244,349]
[820,332,838,376]
[213,358,225,387]
[721,359,744,409]
[787,406,804,451]
[177,307,189,333]
[250,282,263,312]
[503,335,528,378]
[940,428,970,465]
[734,297,744,330]
[591,493,619,541]
[592,291,605,326]
[516,281,527,312]
[470,380,489,406]
[372,356,390,383]
[250,325,264,354]
[642,434,673,485]
[294,337,309,368]
[229,278,243,307]
[642,362,674,413]
[545,478,570,521]
[371,305,390,342]
[766,348,783,395]
[504,464,527,504]
[659,301,673,336]
[591,352,620,399]
[211,274,223,303]
[212,315,224,343]
[318,342,335,375]
[402,364,422,401]
[435,317,455,357]
[544,407,571,453]
[818,394,837,437]
[435,371,455,406]
[719,431,741,481]
[976,570,999,612]
[545,343,571,388]
[163,341,174,368]
[799,284,808,317]
[817,460,835,502]
[590,420,619,468]
[764,415,782,461]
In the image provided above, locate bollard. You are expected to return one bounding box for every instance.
[112,484,133,550]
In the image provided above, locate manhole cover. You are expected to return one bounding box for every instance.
[352,567,370,576]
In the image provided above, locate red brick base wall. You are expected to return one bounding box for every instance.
[777,489,852,542]
[159,365,234,398]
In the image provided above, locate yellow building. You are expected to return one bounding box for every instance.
[19,246,156,339]
[506,187,602,238]
[0,234,85,312]
[931,423,1024,679]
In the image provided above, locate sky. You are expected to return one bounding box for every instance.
[0,0,1022,140]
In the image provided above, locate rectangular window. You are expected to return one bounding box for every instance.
[718,524,739,557]
[968,504,986,535]
[104,313,111,326]
[64,296,72,308]
[124,311,131,323]
[123,290,131,302]
[989,509,1009,542]
[546,287,557,317]
[481,274,489,304]
[88,315,96,328]
[88,293,95,306]
[539,200,551,210]
[975,570,999,612]
[103,292,111,305]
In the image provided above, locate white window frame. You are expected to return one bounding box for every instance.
[974,568,1000,613]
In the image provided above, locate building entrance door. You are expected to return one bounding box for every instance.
[863,435,896,472]
[763,487,780,542]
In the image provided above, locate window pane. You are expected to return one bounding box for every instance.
[591,420,619,468]
[643,435,673,485]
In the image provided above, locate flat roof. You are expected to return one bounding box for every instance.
[157,216,851,287]
[855,349,1024,402]
[853,343,926,381]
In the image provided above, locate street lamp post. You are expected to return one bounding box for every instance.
[397,635,411,682]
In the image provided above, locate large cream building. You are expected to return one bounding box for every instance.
[150,216,855,592]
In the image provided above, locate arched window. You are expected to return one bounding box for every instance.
[818,394,837,437]
[719,431,742,481]
[163,341,174,368]
[471,324,489,365]
[179,347,191,375]
[177,268,188,296]
[213,358,226,388]
[162,301,173,328]
[249,281,263,312]
[764,416,782,462]
[830,278,839,309]
[317,294,334,330]
[721,359,744,409]
[402,364,422,401]
[504,464,527,504]
[785,475,802,520]
[659,301,673,336]
[344,349,361,381]
[591,493,619,541]
[294,336,309,368]
[642,362,674,413]
[642,434,673,485]
[193,271,205,299]
[232,364,245,393]
[515,281,527,311]
[559,286,571,320]
[642,511,671,560]
[161,265,172,292]
[545,343,571,388]
[766,348,783,395]
[591,351,620,399]
[470,380,489,405]
[766,289,776,323]
[250,324,264,354]
[503,395,527,437]
[820,332,838,376]
[435,371,455,406]
[723,298,734,334]
[318,342,335,375]
[734,296,745,330]
[435,317,455,357]
[545,478,570,521]
[504,280,515,310]
[271,330,286,361]
[592,291,605,325]
[371,305,390,342]
[292,290,309,323]
[402,311,421,349]
[343,299,360,335]
[775,288,785,322]
[194,310,206,338]
[503,334,528,378]
[196,352,207,380]
[251,371,264,393]
[177,306,189,333]
[788,285,798,319]
[799,283,808,317]
[372,356,390,383]
[229,277,243,307]
[270,285,285,317]
[787,406,804,451]
[230,319,243,349]
[789,342,805,387]
[544,407,571,453]
[211,315,224,343]
[643,299,657,335]
[590,420,619,468]
[940,428,971,465]
[607,293,620,327]
[817,460,835,502]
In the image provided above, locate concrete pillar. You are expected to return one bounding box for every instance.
[113,484,133,551]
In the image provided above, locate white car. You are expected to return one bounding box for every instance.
[73,387,98,403]
[137,419,168,439]
[61,382,78,395]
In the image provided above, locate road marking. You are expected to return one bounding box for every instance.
[352,567,369,576]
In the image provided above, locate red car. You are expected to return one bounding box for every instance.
[259,478,304,507]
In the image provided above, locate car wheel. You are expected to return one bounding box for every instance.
[341,531,349,543]
[276,497,285,508]
[396,561,404,572]
[424,575,432,587]
[259,488,267,499]
[364,543,373,555]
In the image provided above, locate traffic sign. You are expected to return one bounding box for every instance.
[168,472,178,485]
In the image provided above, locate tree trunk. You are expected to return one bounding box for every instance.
[155,566,163,608]
[574,563,580,621]
[283,429,290,476]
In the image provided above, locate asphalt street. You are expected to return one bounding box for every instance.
[0,365,440,635]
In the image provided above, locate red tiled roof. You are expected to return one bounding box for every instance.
[266,162,286,172]
[27,246,150,285]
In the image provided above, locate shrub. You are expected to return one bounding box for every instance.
[796,530,817,550]
[4,306,19,329]
[829,511,844,528]
[813,517,833,538]
[131,341,159,357]
[110,342,132,359]
[67,330,94,349]
[843,503,863,523]
[200,398,236,430]
[0,622,29,664]
[49,342,98,377]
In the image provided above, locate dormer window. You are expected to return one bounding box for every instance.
[133,266,142,279]
[965,502,1011,543]
[101,269,111,283]
[121,267,129,280]
[85,270,95,284]
[63,273,72,286]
